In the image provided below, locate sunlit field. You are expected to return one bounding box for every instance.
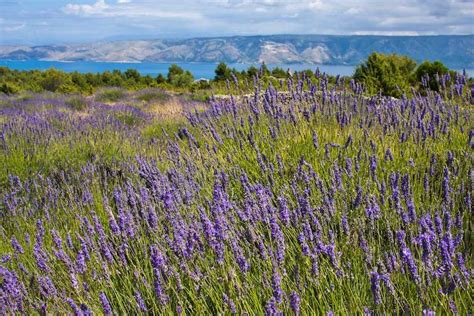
[0,72,472,314]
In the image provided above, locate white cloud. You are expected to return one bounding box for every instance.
[63,0,109,16]
[3,0,473,45]
[3,23,26,32]
[63,0,200,19]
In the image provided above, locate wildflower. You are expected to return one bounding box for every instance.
[370,271,381,305]
[223,294,237,314]
[271,268,283,303]
[99,292,112,316]
[290,291,301,315]
[134,291,147,312]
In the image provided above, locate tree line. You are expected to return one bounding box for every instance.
[0,54,469,97]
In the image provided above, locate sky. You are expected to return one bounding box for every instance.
[0,0,473,45]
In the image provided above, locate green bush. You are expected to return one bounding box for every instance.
[413,60,456,92]
[66,96,88,111]
[0,82,19,95]
[354,52,417,98]
[96,89,126,102]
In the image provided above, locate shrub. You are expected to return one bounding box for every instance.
[354,52,417,97]
[96,89,126,102]
[66,96,88,111]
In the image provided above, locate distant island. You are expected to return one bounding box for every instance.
[1,34,473,68]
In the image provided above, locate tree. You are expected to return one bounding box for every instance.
[353,52,417,98]
[167,64,185,83]
[413,61,454,92]
[166,65,193,87]
[156,74,166,84]
[247,66,259,78]
[71,71,90,91]
[40,68,71,92]
[214,62,231,81]
[172,70,194,87]
[0,82,19,95]
[271,67,287,78]
[124,69,141,82]
[259,62,270,77]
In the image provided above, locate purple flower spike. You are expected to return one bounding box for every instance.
[99,292,112,316]
[290,291,301,315]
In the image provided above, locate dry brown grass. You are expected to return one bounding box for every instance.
[146,96,208,120]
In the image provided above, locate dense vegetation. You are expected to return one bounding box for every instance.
[0,59,472,314]
[0,62,292,97]
[353,53,464,98]
[1,54,469,98]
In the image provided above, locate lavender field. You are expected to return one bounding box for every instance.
[0,73,473,315]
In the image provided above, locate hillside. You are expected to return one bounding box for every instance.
[1,34,473,68]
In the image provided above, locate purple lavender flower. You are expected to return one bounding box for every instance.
[10,236,24,254]
[297,233,310,256]
[379,273,395,296]
[264,297,282,316]
[230,239,250,273]
[365,195,380,225]
[38,276,57,298]
[154,279,169,305]
[270,217,286,265]
[422,309,435,316]
[384,148,394,161]
[99,292,112,315]
[312,131,319,149]
[271,268,283,303]
[290,291,301,315]
[396,231,421,284]
[370,271,381,305]
[369,155,377,175]
[277,196,290,226]
[150,245,167,278]
[345,158,353,177]
[406,197,416,223]
[80,303,93,316]
[66,298,81,315]
[134,291,147,312]
[223,294,237,314]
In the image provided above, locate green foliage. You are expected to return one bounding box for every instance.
[113,110,143,127]
[124,68,141,81]
[66,96,88,111]
[0,82,19,94]
[247,66,259,78]
[96,89,126,102]
[167,64,184,82]
[271,67,288,78]
[354,52,417,97]
[259,62,271,76]
[413,60,456,92]
[156,73,166,84]
[167,64,194,87]
[214,62,232,81]
[40,68,72,92]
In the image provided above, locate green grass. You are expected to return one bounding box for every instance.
[0,86,472,314]
[96,89,126,102]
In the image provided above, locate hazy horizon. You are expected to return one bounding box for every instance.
[1,0,473,45]
[2,33,474,47]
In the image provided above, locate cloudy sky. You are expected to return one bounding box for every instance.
[0,0,473,45]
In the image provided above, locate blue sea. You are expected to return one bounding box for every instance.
[0,60,357,78]
[1,60,472,79]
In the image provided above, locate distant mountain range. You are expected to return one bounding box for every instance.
[0,35,473,68]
